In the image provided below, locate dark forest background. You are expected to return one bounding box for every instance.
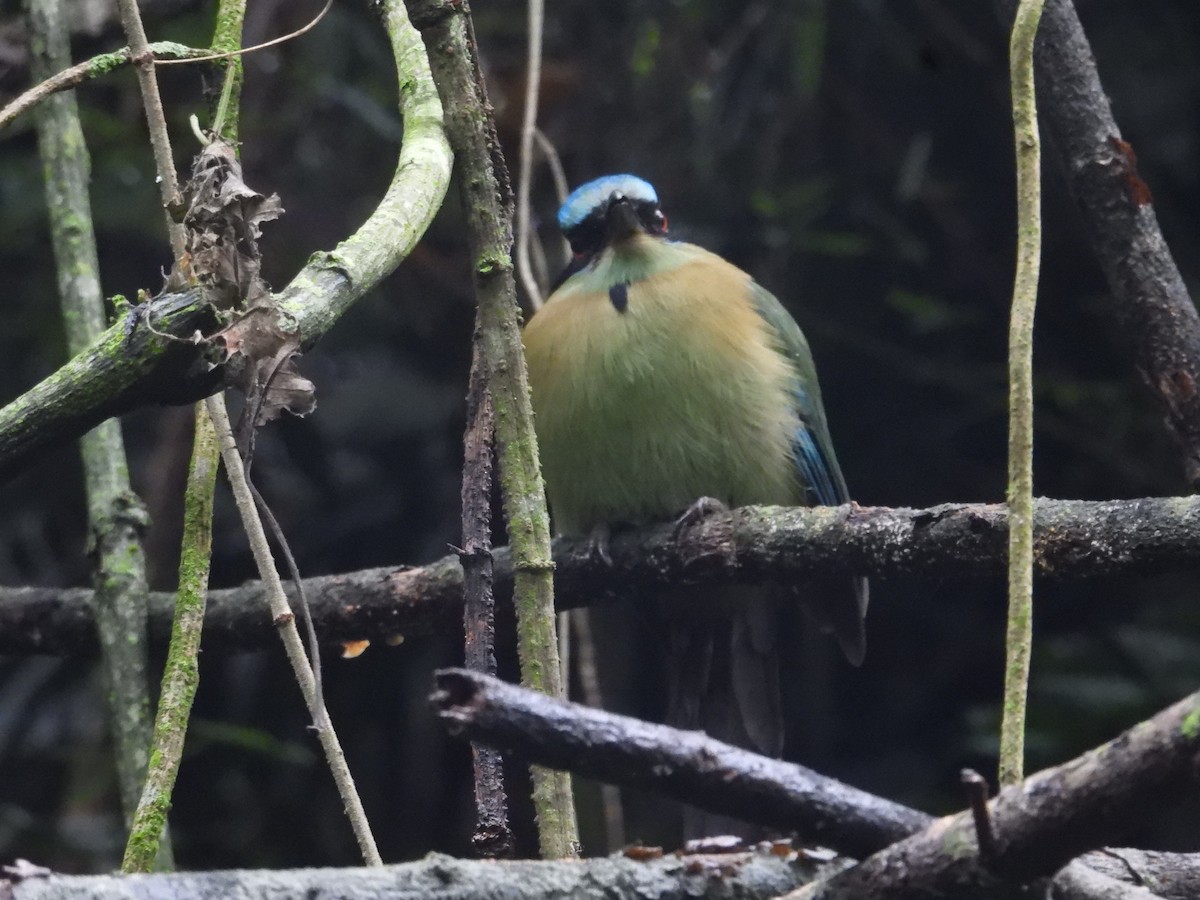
[0,0,1198,872]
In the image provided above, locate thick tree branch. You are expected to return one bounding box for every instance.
[0,0,452,483]
[1,849,841,899]
[431,668,932,858]
[996,0,1200,487]
[4,497,1200,656]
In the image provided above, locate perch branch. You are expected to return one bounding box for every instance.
[6,496,1200,656]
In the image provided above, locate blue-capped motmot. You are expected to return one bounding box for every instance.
[523,174,867,794]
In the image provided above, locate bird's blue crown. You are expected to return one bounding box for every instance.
[557,174,658,232]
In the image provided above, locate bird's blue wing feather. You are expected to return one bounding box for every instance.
[747,283,851,507]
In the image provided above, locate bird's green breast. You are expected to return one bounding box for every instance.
[523,237,803,536]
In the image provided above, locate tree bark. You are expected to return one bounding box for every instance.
[4,497,1200,657]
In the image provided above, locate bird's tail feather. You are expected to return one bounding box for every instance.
[663,588,782,840]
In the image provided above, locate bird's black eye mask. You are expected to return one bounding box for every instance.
[562,199,668,257]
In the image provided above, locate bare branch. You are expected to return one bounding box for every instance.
[431,668,931,858]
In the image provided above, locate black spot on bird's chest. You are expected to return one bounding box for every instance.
[608,281,630,313]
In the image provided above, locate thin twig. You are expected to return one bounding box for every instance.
[999,0,1045,789]
[157,0,333,68]
[27,0,163,863]
[114,0,186,257]
[993,0,1200,489]
[0,42,208,133]
[961,768,996,860]
[532,127,571,261]
[513,0,546,309]
[122,403,218,872]
[205,393,382,866]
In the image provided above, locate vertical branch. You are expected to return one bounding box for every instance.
[113,0,185,257]
[408,0,580,858]
[1000,0,1045,788]
[207,0,246,143]
[26,0,162,859]
[122,404,217,873]
[123,1,247,872]
[460,350,515,858]
[513,0,546,309]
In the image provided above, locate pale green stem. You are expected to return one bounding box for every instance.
[26,0,167,865]
[122,404,217,872]
[1000,0,1046,789]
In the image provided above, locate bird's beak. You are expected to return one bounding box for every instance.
[604,193,643,243]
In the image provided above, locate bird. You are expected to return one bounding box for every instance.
[522,174,868,830]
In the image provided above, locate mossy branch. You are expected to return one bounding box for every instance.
[26,0,163,863]
[407,0,579,858]
[0,41,209,133]
[0,0,452,484]
[5,497,1200,658]
[121,403,217,872]
[999,0,1045,790]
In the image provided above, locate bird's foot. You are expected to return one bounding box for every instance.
[587,522,614,567]
[672,496,729,540]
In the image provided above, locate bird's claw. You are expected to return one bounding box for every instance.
[672,496,728,540]
[587,522,614,567]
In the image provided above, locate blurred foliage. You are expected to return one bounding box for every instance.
[0,0,1198,871]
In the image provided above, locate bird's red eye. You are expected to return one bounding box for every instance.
[659,213,668,233]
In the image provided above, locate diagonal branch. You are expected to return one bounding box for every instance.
[0,41,210,132]
[0,0,452,484]
[996,0,1200,488]
[794,685,1200,897]
[4,496,1200,657]
[431,668,931,857]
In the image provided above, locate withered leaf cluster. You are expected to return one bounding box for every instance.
[174,138,315,425]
